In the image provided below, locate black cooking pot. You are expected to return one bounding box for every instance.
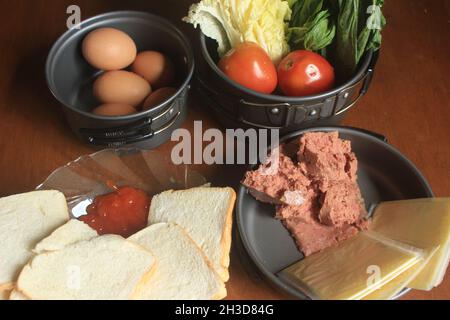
[236,127,433,299]
[196,35,378,132]
[46,11,194,149]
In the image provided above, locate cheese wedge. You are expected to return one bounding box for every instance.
[0,191,70,285]
[129,223,226,300]
[278,232,424,300]
[17,235,156,300]
[371,198,450,290]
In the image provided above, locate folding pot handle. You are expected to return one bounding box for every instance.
[334,69,375,116]
[79,117,153,141]
[79,104,181,147]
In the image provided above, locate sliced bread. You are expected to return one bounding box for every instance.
[129,223,227,300]
[34,219,98,254]
[0,191,70,285]
[148,187,236,281]
[0,289,11,300]
[9,289,29,300]
[0,283,13,300]
[17,235,156,300]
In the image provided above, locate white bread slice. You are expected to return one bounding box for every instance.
[17,235,156,300]
[34,219,98,254]
[148,187,236,282]
[0,191,69,285]
[0,283,13,300]
[0,282,13,291]
[129,223,227,300]
[9,289,29,300]
[1,288,11,300]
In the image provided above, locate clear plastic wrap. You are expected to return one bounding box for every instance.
[36,149,207,218]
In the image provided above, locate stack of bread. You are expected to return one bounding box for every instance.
[0,187,236,300]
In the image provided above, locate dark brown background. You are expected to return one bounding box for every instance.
[0,0,448,299]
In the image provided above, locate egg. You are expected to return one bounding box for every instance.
[93,71,152,107]
[131,51,175,88]
[82,28,137,71]
[92,104,137,117]
[143,87,177,110]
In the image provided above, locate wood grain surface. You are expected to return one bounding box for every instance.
[0,0,448,300]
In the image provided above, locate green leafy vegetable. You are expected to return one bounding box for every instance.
[333,0,360,77]
[287,0,336,52]
[303,11,336,52]
[184,0,386,81]
[289,0,323,27]
[359,0,386,55]
[287,0,386,79]
[333,0,386,78]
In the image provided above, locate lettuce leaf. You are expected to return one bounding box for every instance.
[183,0,291,64]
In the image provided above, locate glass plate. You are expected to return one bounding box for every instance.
[36,148,207,218]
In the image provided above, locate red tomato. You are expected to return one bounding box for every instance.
[278,50,335,97]
[218,42,277,94]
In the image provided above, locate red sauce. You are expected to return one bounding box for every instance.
[80,186,151,238]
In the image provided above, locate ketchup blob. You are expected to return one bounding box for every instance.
[80,186,151,238]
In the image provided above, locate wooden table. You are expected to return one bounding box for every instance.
[0,0,448,300]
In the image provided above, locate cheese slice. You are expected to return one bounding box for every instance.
[371,198,450,290]
[278,232,423,300]
[363,246,438,300]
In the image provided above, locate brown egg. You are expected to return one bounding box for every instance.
[82,28,137,70]
[132,51,175,88]
[143,87,177,110]
[92,104,137,117]
[93,71,152,107]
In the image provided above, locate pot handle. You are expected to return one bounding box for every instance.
[237,67,374,127]
[334,68,374,116]
[195,77,292,130]
[79,107,181,147]
[334,50,379,115]
[80,117,153,140]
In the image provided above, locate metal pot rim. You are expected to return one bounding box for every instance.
[46,10,195,121]
[236,126,434,300]
[200,33,375,103]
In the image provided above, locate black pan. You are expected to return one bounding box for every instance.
[236,126,434,300]
[46,11,194,149]
[195,34,379,132]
